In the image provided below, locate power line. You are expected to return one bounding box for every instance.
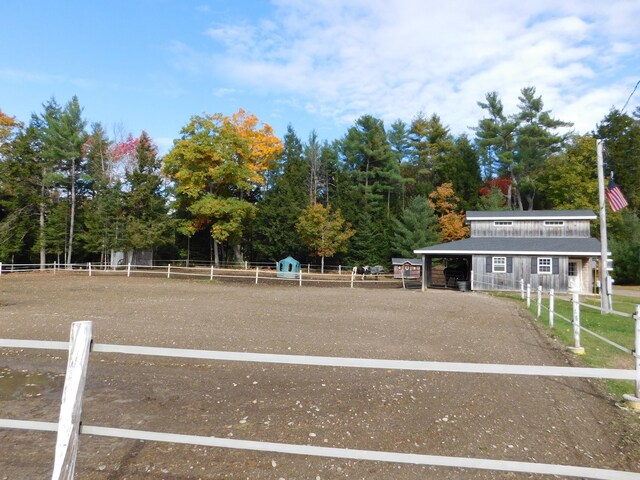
[620,79,640,114]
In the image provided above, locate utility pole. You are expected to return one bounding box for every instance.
[596,139,611,314]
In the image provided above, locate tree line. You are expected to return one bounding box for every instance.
[1,88,639,282]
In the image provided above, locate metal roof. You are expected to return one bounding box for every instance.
[465,210,596,221]
[414,237,601,256]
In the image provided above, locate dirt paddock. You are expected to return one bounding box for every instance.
[1,273,639,479]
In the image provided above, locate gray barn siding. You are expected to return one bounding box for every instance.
[470,220,591,238]
[472,255,568,292]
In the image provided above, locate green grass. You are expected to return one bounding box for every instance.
[499,292,638,398]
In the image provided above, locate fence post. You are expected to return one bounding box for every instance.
[339,265,342,275]
[244,261,248,270]
[569,293,585,355]
[0,262,2,276]
[88,262,92,277]
[54,261,57,274]
[127,263,131,278]
[623,306,640,410]
[526,284,531,308]
[470,270,474,291]
[299,269,303,287]
[51,321,92,480]
[350,268,355,289]
[549,289,555,329]
[167,264,171,279]
[307,264,310,274]
[537,286,542,318]
[520,279,525,299]
[255,267,259,285]
[210,265,214,281]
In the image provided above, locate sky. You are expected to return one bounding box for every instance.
[1,0,639,154]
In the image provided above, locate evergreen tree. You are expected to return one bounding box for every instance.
[391,196,439,257]
[253,125,308,261]
[122,132,169,252]
[39,96,88,264]
[475,87,571,210]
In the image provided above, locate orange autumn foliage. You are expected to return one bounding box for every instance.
[428,182,470,242]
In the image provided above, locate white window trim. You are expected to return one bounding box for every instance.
[493,256,507,273]
[538,257,552,274]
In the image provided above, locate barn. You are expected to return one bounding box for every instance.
[414,210,602,294]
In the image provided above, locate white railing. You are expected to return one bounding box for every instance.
[1,322,639,480]
[0,261,356,276]
[0,262,398,288]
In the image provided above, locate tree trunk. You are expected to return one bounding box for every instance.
[233,244,243,265]
[66,158,76,267]
[213,238,219,268]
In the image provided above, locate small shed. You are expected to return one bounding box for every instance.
[392,258,422,279]
[276,256,301,279]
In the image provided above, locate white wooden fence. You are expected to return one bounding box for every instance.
[0,262,400,289]
[1,322,639,480]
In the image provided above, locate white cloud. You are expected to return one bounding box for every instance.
[182,0,640,135]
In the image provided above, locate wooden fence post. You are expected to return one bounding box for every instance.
[549,289,555,329]
[520,279,525,299]
[127,263,131,278]
[622,306,640,409]
[350,268,355,289]
[299,270,302,287]
[54,261,57,274]
[470,270,474,291]
[526,284,531,308]
[255,267,259,285]
[0,262,2,276]
[51,321,92,480]
[88,262,91,277]
[569,293,585,355]
[210,265,214,281]
[537,286,542,318]
[338,265,342,275]
[167,264,171,279]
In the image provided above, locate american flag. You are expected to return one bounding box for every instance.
[605,179,629,212]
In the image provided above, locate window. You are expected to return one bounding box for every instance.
[544,220,564,226]
[568,261,577,277]
[494,221,513,227]
[492,256,507,273]
[537,257,552,274]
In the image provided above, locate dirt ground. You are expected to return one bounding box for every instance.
[1,273,639,479]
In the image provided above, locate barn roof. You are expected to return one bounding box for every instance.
[414,237,601,256]
[465,210,596,221]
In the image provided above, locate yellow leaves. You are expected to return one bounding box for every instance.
[163,108,283,196]
[429,182,470,242]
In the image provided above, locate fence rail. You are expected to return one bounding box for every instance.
[1,325,639,480]
[0,262,401,288]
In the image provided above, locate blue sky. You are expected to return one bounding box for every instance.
[1,0,639,154]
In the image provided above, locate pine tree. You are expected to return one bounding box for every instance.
[391,196,439,257]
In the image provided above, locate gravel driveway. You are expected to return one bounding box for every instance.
[1,273,639,479]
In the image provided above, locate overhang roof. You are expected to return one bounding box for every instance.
[414,237,601,256]
[465,210,596,221]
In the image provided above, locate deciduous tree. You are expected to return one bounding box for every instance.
[163,109,282,265]
[295,203,355,273]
